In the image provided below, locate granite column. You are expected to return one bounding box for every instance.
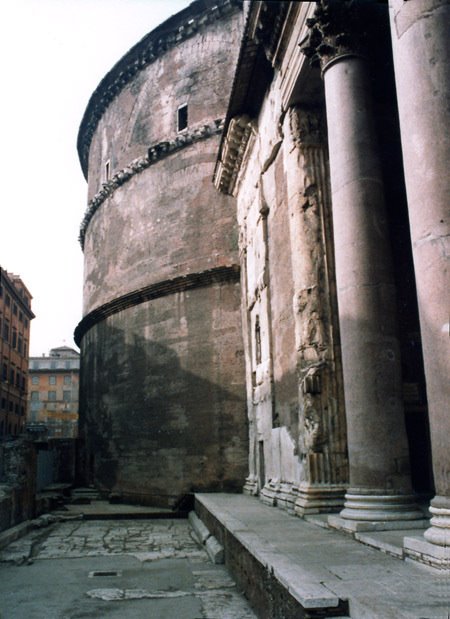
[302,1,422,527]
[389,0,450,567]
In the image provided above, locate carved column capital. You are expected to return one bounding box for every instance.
[300,0,370,71]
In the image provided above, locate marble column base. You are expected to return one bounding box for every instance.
[243,475,258,497]
[294,484,346,516]
[275,482,296,513]
[423,496,450,546]
[329,490,425,532]
[259,480,279,506]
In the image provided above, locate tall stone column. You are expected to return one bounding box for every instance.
[389,0,450,567]
[302,0,422,528]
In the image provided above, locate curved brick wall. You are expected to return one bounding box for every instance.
[76,0,248,505]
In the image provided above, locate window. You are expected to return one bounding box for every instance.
[9,368,14,384]
[2,364,7,381]
[63,391,71,402]
[177,104,188,132]
[3,320,9,342]
[12,330,17,349]
[49,375,56,385]
[13,303,17,316]
[255,315,262,365]
[5,294,10,307]
[64,375,71,385]
[18,334,23,354]
[32,375,39,385]
[19,311,23,323]
[31,391,39,401]
[48,391,56,401]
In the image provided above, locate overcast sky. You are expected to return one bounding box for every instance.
[0,0,190,356]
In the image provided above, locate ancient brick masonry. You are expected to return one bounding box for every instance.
[75,0,248,507]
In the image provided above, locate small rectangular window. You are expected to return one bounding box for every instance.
[3,321,9,342]
[31,391,39,402]
[32,375,39,385]
[64,375,72,385]
[63,391,71,402]
[48,391,56,401]
[177,104,188,132]
[49,375,56,385]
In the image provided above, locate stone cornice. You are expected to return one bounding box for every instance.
[214,115,253,195]
[74,264,240,346]
[77,0,242,179]
[248,1,290,65]
[79,119,224,249]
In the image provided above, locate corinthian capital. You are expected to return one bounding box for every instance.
[300,0,370,70]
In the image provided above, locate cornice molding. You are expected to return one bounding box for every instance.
[214,115,253,195]
[79,119,224,249]
[248,1,290,65]
[74,264,240,346]
[77,0,242,179]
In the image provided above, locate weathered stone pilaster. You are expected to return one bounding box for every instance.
[302,1,423,527]
[283,106,348,514]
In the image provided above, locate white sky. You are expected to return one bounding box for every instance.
[0,0,190,356]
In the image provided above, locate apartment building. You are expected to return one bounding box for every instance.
[28,346,79,439]
[0,268,34,438]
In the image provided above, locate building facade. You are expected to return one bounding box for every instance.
[214,0,449,570]
[76,0,449,569]
[28,346,80,439]
[75,0,248,506]
[0,268,34,438]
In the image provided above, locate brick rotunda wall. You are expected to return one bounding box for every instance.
[75,0,247,506]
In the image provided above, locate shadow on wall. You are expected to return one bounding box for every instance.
[78,319,248,508]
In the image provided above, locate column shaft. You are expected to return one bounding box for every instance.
[389,0,450,556]
[323,55,421,522]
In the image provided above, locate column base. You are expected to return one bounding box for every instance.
[243,475,258,497]
[259,480,279,506]
[329,490,425,532]
[275,482,296,513]
[423,496,450,546]
[294,484,346,516]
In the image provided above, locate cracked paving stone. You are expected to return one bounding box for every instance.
[0,519,257,619]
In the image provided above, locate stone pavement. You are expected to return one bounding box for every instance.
[0,518,256,619]
[195,493,450,619]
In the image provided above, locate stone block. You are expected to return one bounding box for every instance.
[188,511,211,545]
[205,535,224,564]
[328,515,429,533]
[404,535,450,570]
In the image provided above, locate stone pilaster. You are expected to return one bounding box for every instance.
[389,0,450,567]
[302,1,423,528]
[283,107,348,515]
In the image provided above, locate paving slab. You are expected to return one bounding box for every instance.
[195,493,450,619]
[0,518,256,619]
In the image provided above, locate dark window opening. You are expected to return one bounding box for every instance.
[177,104,188,132]
[255,316,262,365]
